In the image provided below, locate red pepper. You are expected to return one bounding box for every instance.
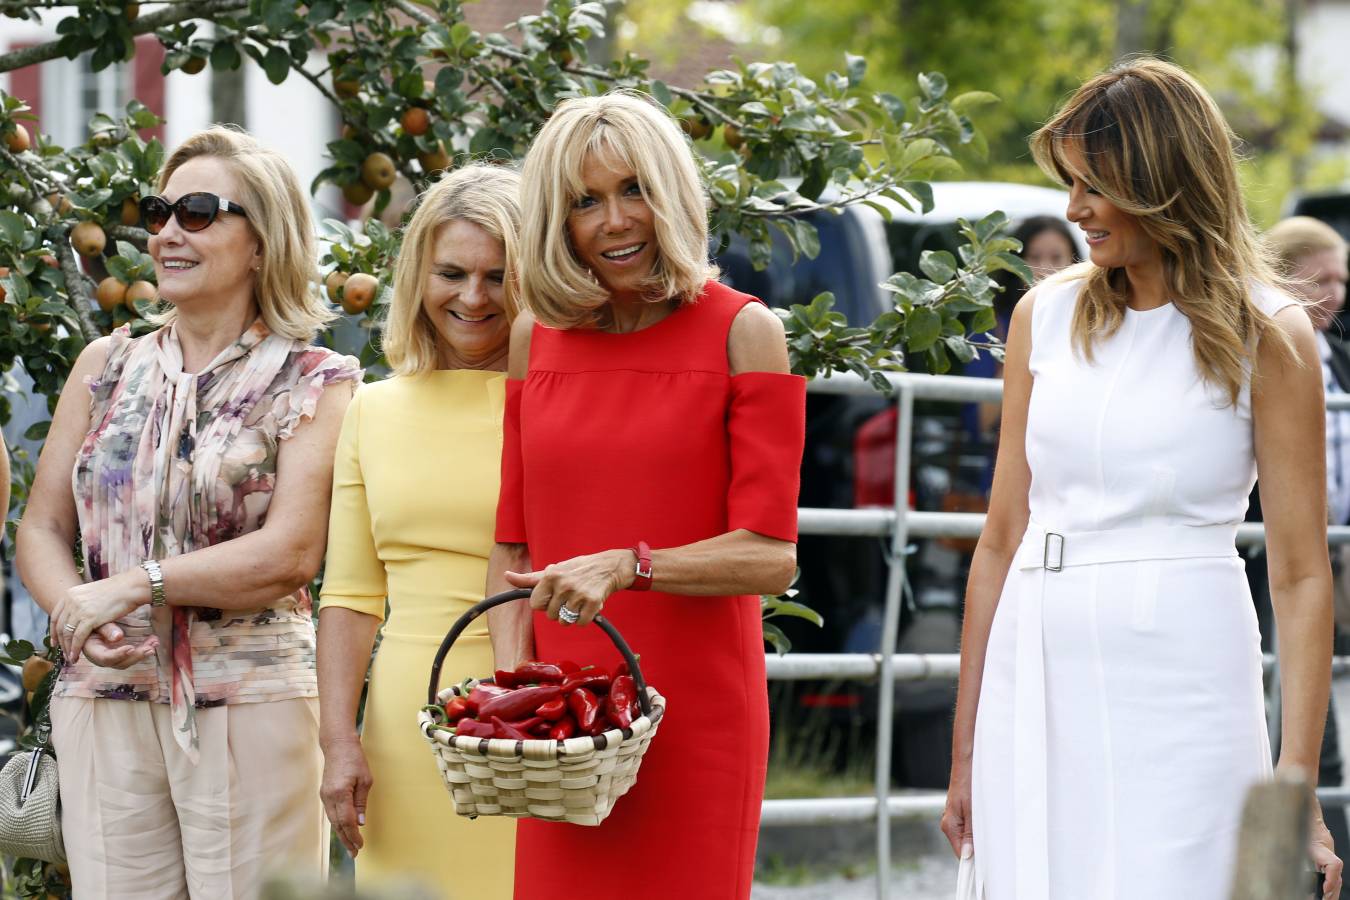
[493,669,522,688]
[607,675,638,728]
[454,718,494,738]
[512,661,565,684]
[465,682,512,714]
[548,718,576,740]
[443,697,472,723]
[477,684,563,722]
[567,687,601,733]
[557,660,581,674]
[561,669,611,694]
[536,698,567,721]
[490,716,532,740]
[528,717,553,737]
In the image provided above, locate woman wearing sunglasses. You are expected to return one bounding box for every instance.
[16,125,360,898]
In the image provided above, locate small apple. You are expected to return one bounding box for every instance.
[342,180,374,206]
[360,152,396,191]
[341,272,378,315]
[181,55,207,75]
[723,124,744,150]
[325,270,349,301]
[401,107,431,137]
[418,143,451,174]
[71,221,107,257]
[96,277,127,312]
[120,196,140,227]
[4,123,30,153]
[21,657,53,693]
[125,280,158,309]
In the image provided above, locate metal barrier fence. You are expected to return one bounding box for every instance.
[762,371,1350,899]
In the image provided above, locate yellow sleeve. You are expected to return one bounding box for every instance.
[319,387,388,620]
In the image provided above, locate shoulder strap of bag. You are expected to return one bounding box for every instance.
[20,648,63,804]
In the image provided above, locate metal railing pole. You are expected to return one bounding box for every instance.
[874,385,913,900]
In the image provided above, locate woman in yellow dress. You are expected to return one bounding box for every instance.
[317,163,520,897]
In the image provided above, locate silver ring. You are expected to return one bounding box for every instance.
[558,606,580,625]
[63,624,76,633]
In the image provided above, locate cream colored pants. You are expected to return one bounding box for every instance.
[50,695,326,900]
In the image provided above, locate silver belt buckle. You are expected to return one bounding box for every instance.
[1043,532,1064,572]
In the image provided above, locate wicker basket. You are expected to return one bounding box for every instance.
[418,588,666,826]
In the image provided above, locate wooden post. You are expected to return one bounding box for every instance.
[1231,771,1314,900]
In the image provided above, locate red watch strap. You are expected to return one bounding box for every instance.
[631,540,653,591]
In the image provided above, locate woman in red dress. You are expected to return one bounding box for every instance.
[484,90,805,898]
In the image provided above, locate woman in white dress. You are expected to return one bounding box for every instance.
[940,58,1344,899]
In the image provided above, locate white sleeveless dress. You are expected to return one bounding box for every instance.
[970,276,1296,899]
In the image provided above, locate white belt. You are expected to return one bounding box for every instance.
[1015,521,1239,572]
[1007,520,1238,899]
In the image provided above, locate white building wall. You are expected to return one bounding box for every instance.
[1299,2,1350,128]
[243,51,341,221]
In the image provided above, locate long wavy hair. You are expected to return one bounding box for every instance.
[1030,58,1296,405]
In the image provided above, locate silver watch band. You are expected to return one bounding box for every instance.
[140,559,166,608]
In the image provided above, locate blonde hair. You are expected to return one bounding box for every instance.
[153,126,333,341]
[1267,216,1347,275]
[519,90,718,329]
[382,163,523,375]
[1030,58,1296,405]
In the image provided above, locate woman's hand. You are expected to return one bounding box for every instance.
[79,622,158,669]
[51,570,145,662]
[505,549,634,627]
[1310,811,1343,899]
[320,737,373,857]
[940,757,974,862]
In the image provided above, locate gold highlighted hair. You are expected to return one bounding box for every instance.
[518,90,718,329]
[1030,58,1296,405]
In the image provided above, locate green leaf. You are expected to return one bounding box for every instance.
[905,306,942,351]
[969,305,998,335]
[918,71,947,101]
[918,249,956,283]
[876,92,906,123]
[949,90,1000,116]
[762,596,824,627]
[262,46,290,85]
[105,256,133,281]
[761,621,791,655]
[845,53,866,85]
[396,70,424,98]
[211,41,241,71]
[22,420,49,441]
[650,80,672,108]
[0,210,25,245]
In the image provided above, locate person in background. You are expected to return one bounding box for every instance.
[15,126,360,899]
[1,430,9,531]
[318,163,520,899]
[1253,214,1350,885]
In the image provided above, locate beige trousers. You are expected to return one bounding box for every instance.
[50,695,326,900]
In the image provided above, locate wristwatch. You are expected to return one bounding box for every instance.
[140,559,166,607]
[630,541,652,591]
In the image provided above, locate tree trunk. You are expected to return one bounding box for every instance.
[1115,0,1150,60]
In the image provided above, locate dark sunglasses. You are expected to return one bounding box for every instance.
[139,192,249,235]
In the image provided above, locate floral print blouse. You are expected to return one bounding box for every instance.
[60,319,361,761]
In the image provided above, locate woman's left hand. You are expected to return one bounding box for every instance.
[1311,812,1344,899]
[51,571,143,662]
[505,549,634,627]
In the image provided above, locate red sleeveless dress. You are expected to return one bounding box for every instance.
[496,280,805,898]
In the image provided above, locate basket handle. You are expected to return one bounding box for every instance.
[426,588,654,719]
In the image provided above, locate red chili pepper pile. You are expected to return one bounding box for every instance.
[440,659,644,741]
